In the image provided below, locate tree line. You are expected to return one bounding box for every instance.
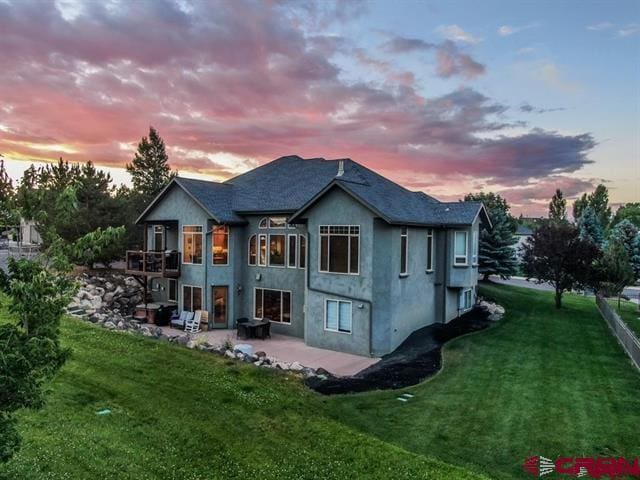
[466,184,640,309]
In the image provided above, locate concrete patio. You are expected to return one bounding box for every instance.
[159,326,379,377]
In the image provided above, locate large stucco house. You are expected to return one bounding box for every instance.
[127,155,489,357]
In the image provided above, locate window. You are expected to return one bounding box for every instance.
[459,289,473,311]
[288,234,297,268]
[212,225,229,265]
[254,288,291,324]
[258,234,267,266]
[325,299,352,333]
[298,235,306,269]
[454,231,468,266]
[258,218,268,229]
[182,285,203,312]
[268,217,287,228]
[426,229,435,272]
[472,230,479,265]
[287,222,297,229]
[212,286,228,325]
[182,226,203,264]
[153,225,164,251]
[400,227,408,275]
[168,279,177,302]
[319,225,359,274]
[248,235,257,265]
[269,234,286,266]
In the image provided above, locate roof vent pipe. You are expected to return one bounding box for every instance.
[336,160,344,177]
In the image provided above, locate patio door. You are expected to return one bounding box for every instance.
[211,286,228,328]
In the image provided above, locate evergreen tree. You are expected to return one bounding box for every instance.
[464,192,517,279]
[612,202,640,229]
[608,219,640,279]
[572,184,611,228]
[126,126,176,198]
[573,192,588,221]
[577,205,604,247]
[548,189,567,223]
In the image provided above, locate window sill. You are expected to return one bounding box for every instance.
[425,270,434,274]
[399,273,410,278]
[453,264,469,268]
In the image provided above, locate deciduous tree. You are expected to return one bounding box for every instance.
[548,189,567,223]
[522,221,600,309]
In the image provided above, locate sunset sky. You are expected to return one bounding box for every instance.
[1,0,638,215]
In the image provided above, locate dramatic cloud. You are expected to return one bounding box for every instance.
[382,36,485,79]
[436,24,482,44]
[0,0,597,212]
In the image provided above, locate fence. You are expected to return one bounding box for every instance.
[595,294,640,370]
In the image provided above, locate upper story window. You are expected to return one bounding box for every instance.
[153,225,164,251]
[259,218,268,229]
[426,229,435,272]
[269,234,286,267]
[248,235,257,266]
[269,217,287,228]
[472,230,479,265]
[454,231,468,266]
[298,235,306,269]
[319,225,359,275]
[212,225,229,265]
[258,234,267,266]
[288,234,297,268]
[182,225,203,264]
[400,227,408,275]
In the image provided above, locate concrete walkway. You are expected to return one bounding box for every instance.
[159,326,379,377]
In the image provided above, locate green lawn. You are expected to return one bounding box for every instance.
[325,283,640,479]
[0,306,482,480]
[606,296,640,339]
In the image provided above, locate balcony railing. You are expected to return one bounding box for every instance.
[125,251,181,277]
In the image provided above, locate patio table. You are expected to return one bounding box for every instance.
[242,319,270,339]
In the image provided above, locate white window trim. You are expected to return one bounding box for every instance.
[153,225,165,251]
[459,288,473,312]
[268,217,287,229]
[211,225,229,266]
[258,218,268,229]
[253,287,292,325]
[248,234,257,266]
[324,298,353,334]
[182,284,204,312]
[287,233,297,268]
[258,234,267,266]
[181,225,204,265]
[267,233,286,268]
[472,230,479,266]
[298,234,306,269]
[318,225,360,276]
[167,278,177,303]
[454,231,469,266]
[426,229,435,273]
[400,227,409,276]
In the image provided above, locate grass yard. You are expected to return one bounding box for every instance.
[325,283,640,479]
[606,296,640,339]
[0,304,482,480]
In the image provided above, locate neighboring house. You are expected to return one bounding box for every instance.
[20,218,42,245]
[515,225,533,261]
[128,155,489,357]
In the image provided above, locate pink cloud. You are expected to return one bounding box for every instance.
[0,0,596,214]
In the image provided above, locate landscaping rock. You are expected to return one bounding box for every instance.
[104,321,116,330]
[234,344,253,356]
[289,362,304,372]
[255,351,266,358]
[225,349,236,359]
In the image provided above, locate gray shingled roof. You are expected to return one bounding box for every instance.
[139,155,487,227]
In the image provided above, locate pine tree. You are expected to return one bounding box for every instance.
[464,192,517,279]
[126,127,176,198]
[578,206,604,247]
[608,219,640,279]
[548,189,567,223]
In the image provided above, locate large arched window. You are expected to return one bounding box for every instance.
[248,235,257,265]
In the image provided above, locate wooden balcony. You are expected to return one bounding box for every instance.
[125,251,181,278]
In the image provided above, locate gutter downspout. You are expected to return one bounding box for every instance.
[304,233,374,356]
[205,224,212,328]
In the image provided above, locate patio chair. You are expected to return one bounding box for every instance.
[236,317,250,339]
[170,310,189,330]
[185,311,201,334]
[255,319,271,340]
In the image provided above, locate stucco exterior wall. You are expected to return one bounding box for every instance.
[302,187,374,356]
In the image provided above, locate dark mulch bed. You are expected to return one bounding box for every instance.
[306,307,492,395]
